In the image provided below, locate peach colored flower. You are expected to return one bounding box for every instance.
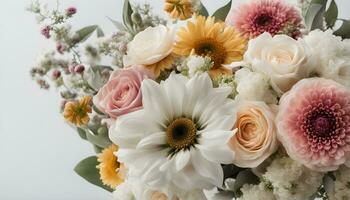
[93,65,153,119]
[228,101,278,168]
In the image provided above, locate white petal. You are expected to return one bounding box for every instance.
[141,79,172,125]
[162,73,188,118]
[136,132,166,149]
[183,73,212,117]
[175,150,191,171]
[198,145,235,164]
[190,150,223,187]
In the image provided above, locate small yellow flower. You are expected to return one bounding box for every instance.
[63,96,92,126]
[164,0,194,20]
[97,144,126,189]
[174,15,247,77]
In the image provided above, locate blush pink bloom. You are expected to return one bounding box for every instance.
[226,0,302,39]
[276,78,350,171]
[93,65,153,119]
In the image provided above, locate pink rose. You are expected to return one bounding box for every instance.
[93,65,153,119]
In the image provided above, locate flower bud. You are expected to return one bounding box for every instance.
[131,12,142,25]
[66,7,77,16]
[97,126,108,136]
[56,43,65,54]
[52,69,61,80]
[74,64,85,74]
[40,26,51,39]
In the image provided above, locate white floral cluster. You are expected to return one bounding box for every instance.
[304,30,350,87]
[262,156,323,200]
[327,166,350,200]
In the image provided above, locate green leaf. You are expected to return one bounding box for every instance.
[96,27,104,37]
[123,0,134,31]
[74,156,113,192]
[85,128,112,148]
[77,127,87,140]
[233,169,259,193]
[324,0,338,28]
[197,1,209,17]
[83,65,108,91]
[107,17,127,31]
[334,19,350,39]
[305,0,328,31]
[212,0,232,22]
[74,25,98,43]
[93,145,103,153]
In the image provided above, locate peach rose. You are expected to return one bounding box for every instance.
[93,65,153,119]
[228,101,278,168]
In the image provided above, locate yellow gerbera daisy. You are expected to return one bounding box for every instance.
[63,96,92,126]
[164,0,194,20]
[174,15,247,77]
[97,144,126,189]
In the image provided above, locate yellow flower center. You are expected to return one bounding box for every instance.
[166,118,197,150]
[194,38,226,69]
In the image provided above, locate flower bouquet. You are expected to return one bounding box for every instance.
[28,0,350,199]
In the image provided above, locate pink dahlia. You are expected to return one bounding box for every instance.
[277,78,350,171]
[226,0,303,39]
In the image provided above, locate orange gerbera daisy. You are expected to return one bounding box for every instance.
[63,96,92,126]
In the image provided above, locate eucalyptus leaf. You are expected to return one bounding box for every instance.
[107,17,127,31]
[96,27,104,37]
[212,0,232,22]
[74,156,113,192]
[74,25,98,44]
[123,0,134,31]
[93,145,103,153]
[197,1,209,17]
[334,19,350,39]
[324,0,338,28]
[305,0,328,31]
[77,127,87,140]
[233,169,259,193]
[85,128,112,148]
[84,65,108,91]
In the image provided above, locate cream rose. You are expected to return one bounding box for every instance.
[123,25,175,67]
[244,32,310,93]
[228,101,278,168]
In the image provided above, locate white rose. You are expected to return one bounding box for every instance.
[235,68,277,104]
[244,33,310,94]
[123,25,175,67]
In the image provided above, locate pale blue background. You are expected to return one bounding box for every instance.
[0,0,349,199]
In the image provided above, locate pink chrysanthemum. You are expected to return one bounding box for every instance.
[277,78,350,171]
[226,0,303,39]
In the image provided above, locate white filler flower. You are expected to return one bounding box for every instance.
[109,73,236,195]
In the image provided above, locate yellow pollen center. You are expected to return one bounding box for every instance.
[166,118,197,150]
[194,38,226,69]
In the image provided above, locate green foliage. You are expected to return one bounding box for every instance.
[96,27,104,37]
[324,0,338,28]
[212,0,232,22]
[74,25,98,44]
[334,20,350,39]
[233,169,260,194]
[304,0,350,39]
[74,156,113,192]
[197,1,209,17]
[123,0,134,32]
[305,0,327,31]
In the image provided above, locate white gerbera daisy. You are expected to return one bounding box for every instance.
[109,73,236,196]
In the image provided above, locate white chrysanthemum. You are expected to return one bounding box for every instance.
[234,68,277,104]
[238,183,275,200]
[328,166,350,200]
[109,73,236,196]
[263,156,323,200]
[303,29,350,87]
